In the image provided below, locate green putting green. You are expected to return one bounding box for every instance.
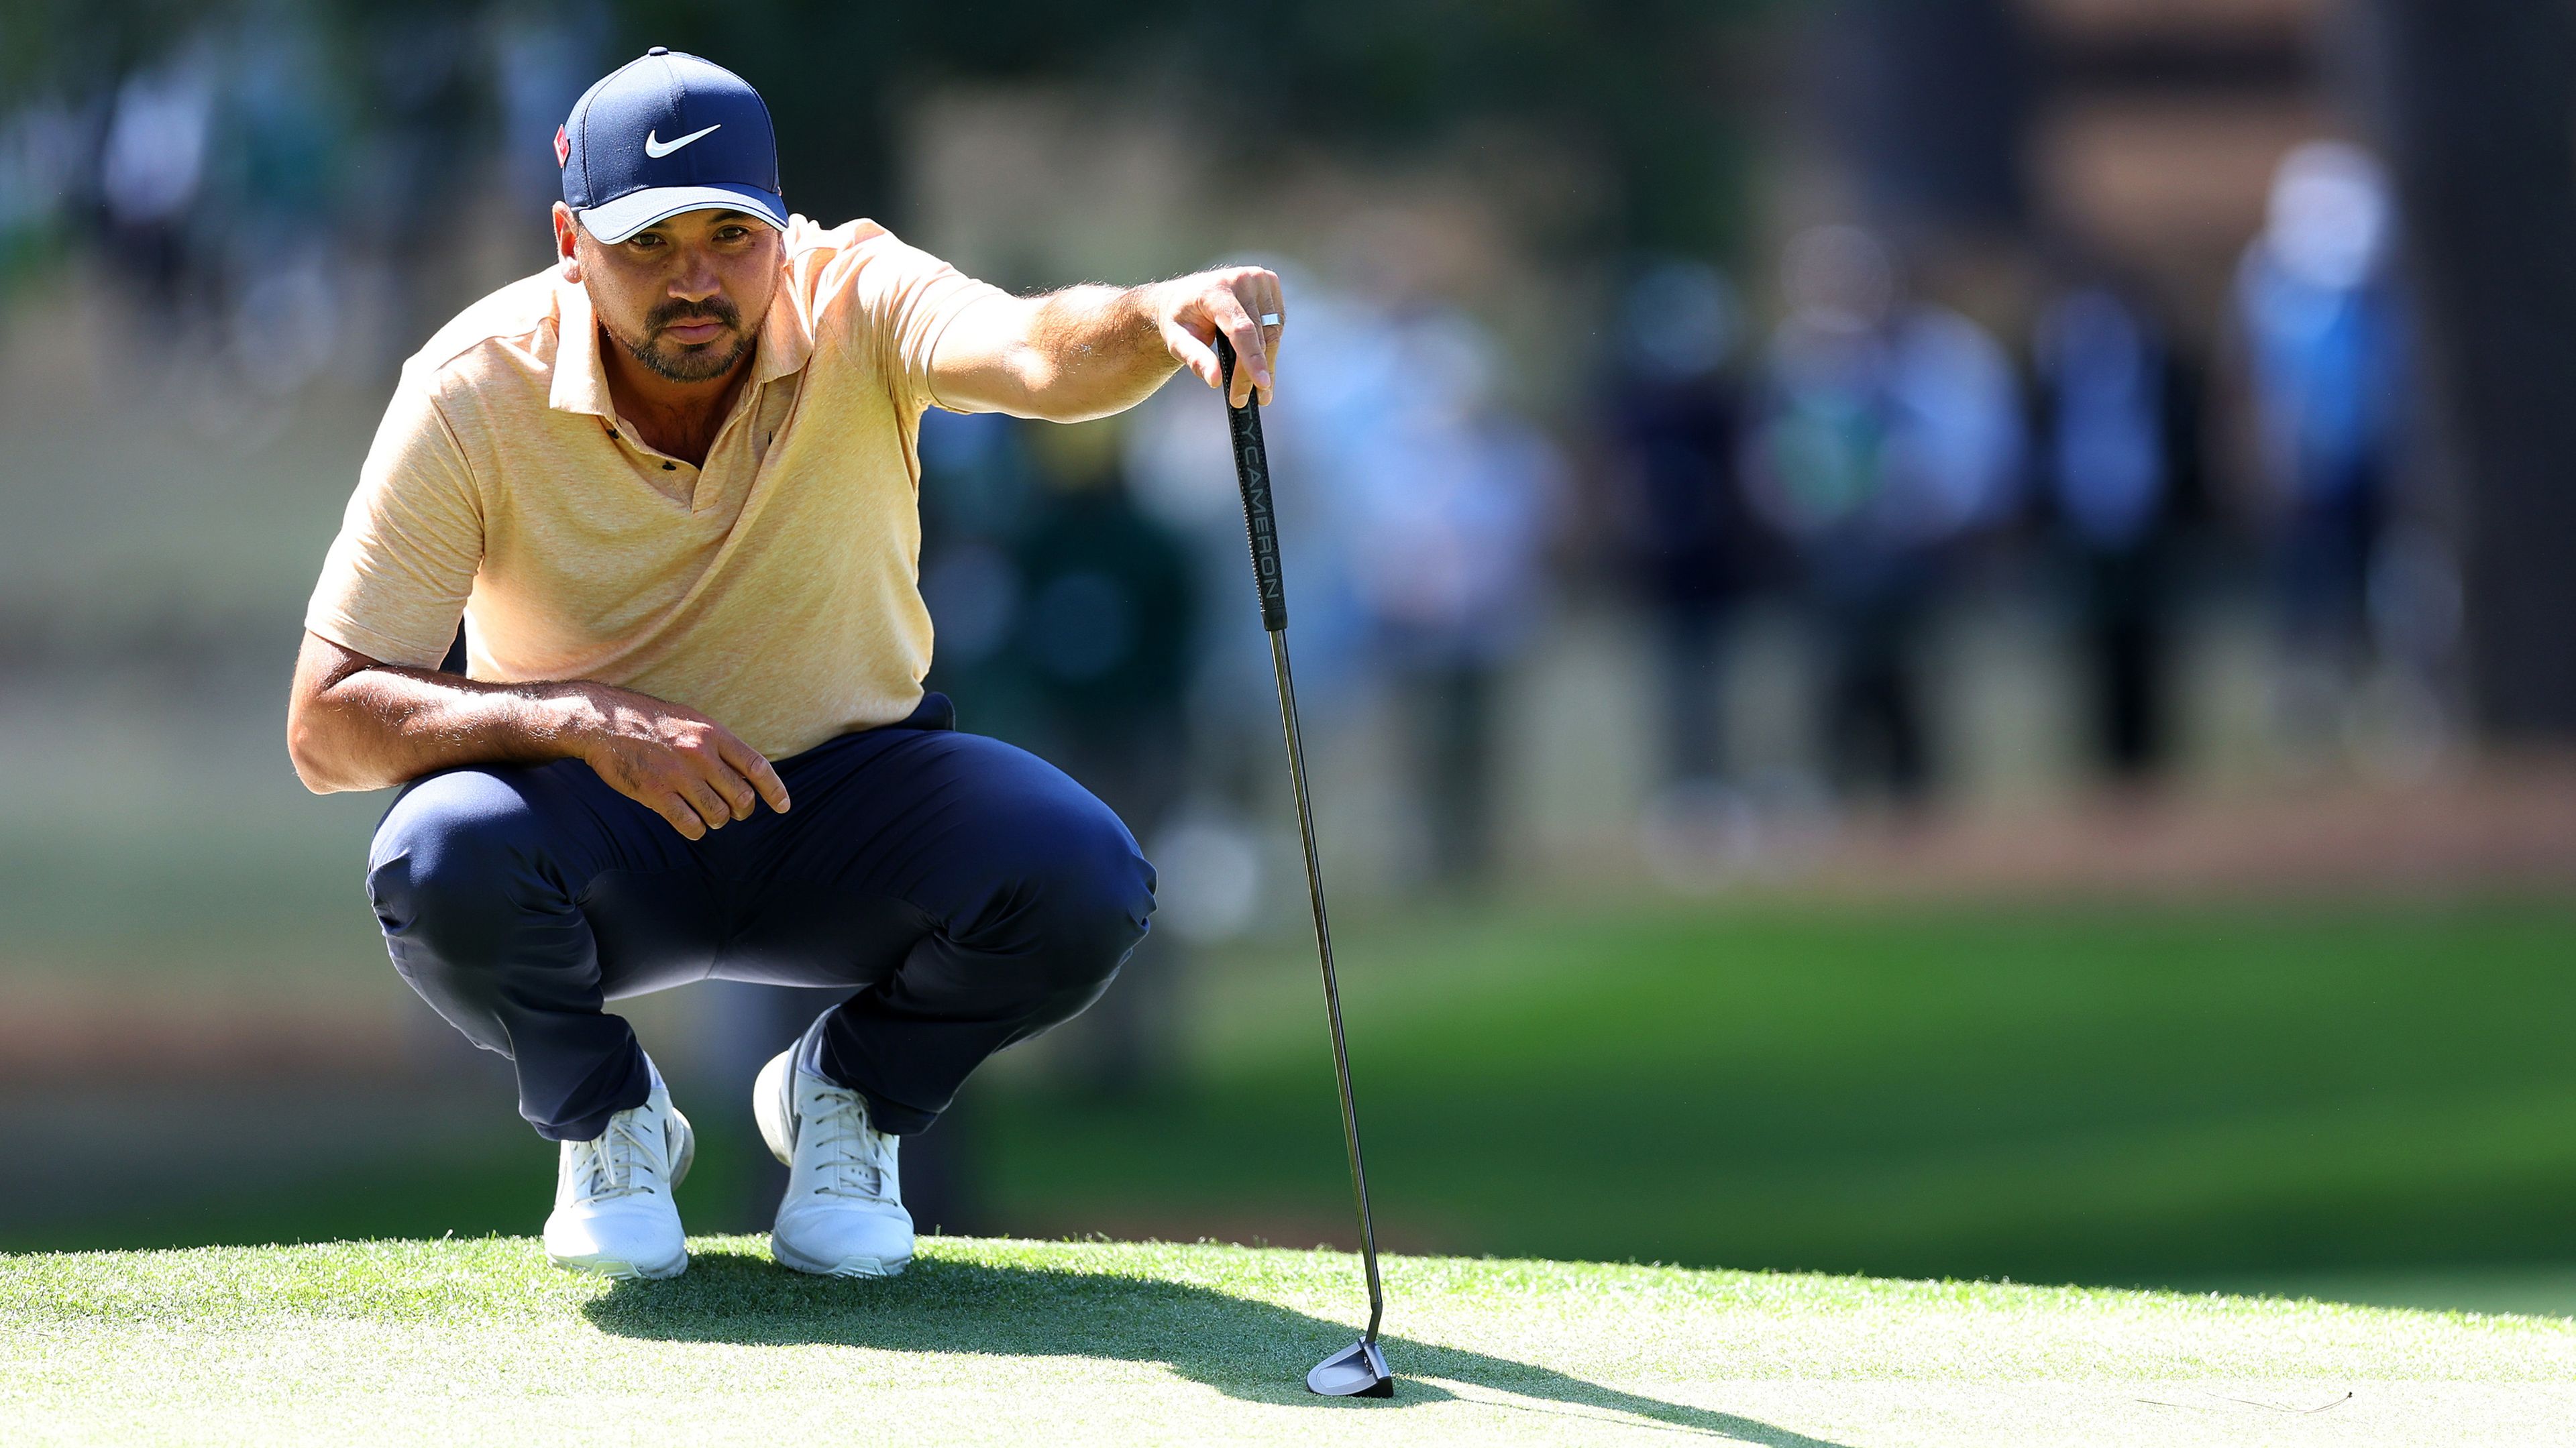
[6,1235,2571,1445]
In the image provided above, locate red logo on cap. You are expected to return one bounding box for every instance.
[554,125,571,169]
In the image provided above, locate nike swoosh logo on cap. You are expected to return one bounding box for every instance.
[643,123,721,158]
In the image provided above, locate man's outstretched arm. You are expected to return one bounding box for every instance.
[928,265,1286,423]
[286,630,789,840]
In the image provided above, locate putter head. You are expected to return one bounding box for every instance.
[1306,1339,1394,1398]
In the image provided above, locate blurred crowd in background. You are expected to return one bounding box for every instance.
[0,1,2463,888]
[910,153,2429,911]
[0,7,606,432]
[5,0,2570,1260]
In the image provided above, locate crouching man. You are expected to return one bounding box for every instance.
[285,48,1285,1280]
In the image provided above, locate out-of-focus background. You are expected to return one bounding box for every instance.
[7,0,2576,1314]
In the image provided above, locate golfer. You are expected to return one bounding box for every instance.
[286,50,1283,1281]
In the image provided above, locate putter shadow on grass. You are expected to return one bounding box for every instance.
[580,1246,1857,1445]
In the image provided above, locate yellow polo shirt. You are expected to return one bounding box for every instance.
[304,217,1006,759]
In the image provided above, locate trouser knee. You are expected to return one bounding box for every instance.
[365,769,558,989]
[996,806,1158,997]
[1064,824,1158,983]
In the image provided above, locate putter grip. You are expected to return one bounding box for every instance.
[1217,335,1289,634]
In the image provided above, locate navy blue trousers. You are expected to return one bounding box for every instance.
[364,697,1155,1141]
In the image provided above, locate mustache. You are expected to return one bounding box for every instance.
[645,296,743,338]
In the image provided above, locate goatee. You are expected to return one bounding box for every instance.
[616,296,753,382]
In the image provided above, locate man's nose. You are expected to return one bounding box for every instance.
[669,253,722,303]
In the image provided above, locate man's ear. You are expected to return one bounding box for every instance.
[551,203,583,283]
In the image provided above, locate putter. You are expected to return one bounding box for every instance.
[1216,335,1395,1400]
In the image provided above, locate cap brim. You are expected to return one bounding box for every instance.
[578,184,789,244]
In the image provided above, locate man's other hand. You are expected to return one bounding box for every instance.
[1154,266,1285,408]
[572,685,792,839]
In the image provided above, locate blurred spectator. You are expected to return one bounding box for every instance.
[1600,258,1760,796]
[1126,266,1561,893]
[920,410,1196,1087]
[921,408,1043,736]
[222,15,346,400]
[0,97,93,287]
[2033,282,2195,780]
[1013,422,1196,799]
[353,8,484,354]
[2234,142,2411,757]
[1332,301,1562,887]
[494,5,611,210]
[99,44,215,311]
[1007,421,1195,1087]
[1746,224,2022,804]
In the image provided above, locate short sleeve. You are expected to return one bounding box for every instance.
[303,382,485,667]
[824,225,1009,414]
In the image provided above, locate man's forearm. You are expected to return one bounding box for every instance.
[934,265,1282,421]
[290,662,596,794]
[288,630,790,834]
[1005,283,1183,423]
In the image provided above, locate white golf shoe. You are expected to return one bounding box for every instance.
[542,1060,694,1280]
[757,1015,913,1277]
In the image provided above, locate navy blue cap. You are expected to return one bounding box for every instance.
[558,48,788,243]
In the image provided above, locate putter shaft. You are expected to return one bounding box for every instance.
[1267,628,1385,1345]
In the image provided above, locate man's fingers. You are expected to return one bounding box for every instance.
[707,765,757,822]
[1167,321,1222,391]
[687,738,759,820]
[676,775,735,832]
[656,793,710,840]
[1209,292,1270,408]
[1230,267,1285,404]
[1245,270,1287,388]
[1260,300,1285,387]
[717,734,791,814]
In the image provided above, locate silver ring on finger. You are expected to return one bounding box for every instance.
[1259,313,1282,327]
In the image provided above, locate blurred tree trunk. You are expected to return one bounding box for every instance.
[2362,0,2576,742]
[1816,0,2033,232]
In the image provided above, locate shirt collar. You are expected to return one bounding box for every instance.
[549,266,809,419]
[548,273,614,420]
[751,267,813,384]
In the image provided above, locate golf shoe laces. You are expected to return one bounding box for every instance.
[568,1112,667,1204]
[800,1086,894,1201]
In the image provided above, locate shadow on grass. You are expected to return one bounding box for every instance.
[582,1246,1853,1445]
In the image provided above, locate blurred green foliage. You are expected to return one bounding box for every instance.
[9,0,1770,253]
[980,896,2576,1287]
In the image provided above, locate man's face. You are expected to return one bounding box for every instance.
[554,204,783,384]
